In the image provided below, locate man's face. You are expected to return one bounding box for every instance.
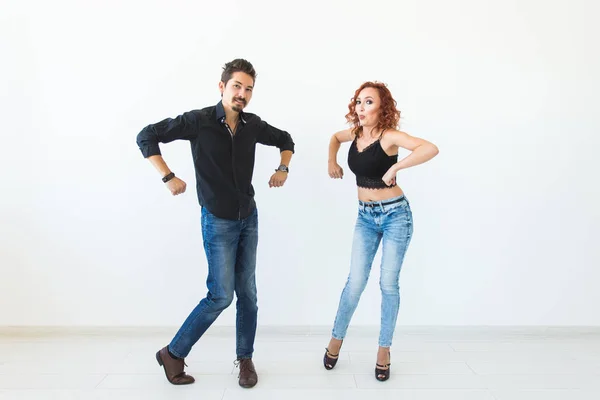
[219,71,254,112]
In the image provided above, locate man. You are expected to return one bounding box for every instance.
[136,59,294,388]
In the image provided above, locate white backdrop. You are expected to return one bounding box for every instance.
[1,0,599,327]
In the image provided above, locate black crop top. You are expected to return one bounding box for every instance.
[347,137,398,189]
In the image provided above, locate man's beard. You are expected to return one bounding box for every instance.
[232,98,246,112]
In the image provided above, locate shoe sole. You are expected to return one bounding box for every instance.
[239,379,258,388]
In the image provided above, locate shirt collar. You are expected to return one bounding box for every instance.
[216,100,247,124]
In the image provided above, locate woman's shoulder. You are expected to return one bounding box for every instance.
[334,128,357,143]
[380,129,406,141]
[381,128,406,136]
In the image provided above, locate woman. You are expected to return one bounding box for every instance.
[324,82,438,381]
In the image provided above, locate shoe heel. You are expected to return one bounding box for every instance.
[156,351,163,366]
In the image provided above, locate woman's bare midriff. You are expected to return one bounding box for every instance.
[357,185,404,202]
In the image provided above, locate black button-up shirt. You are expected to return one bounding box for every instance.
[136,101,295,220]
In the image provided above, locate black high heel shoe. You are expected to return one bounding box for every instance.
[375,351,391,381]
[323,341,343,370]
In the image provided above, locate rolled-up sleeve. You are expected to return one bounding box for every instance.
[136,111,198,158]
[256,118,295,153]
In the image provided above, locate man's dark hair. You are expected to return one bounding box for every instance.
[221,59,257,85]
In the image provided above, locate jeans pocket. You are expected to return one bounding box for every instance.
[384,200,409,216]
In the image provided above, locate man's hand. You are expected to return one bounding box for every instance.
[166,177,187,195]
[269,171,288,188]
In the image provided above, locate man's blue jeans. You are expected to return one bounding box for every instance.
[168,207,258,359]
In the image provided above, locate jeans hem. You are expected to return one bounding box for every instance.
[167,345,184,359]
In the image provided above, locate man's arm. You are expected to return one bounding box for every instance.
[147,155,187,196]
[136,111,198,195]
[279,150,293,169]
[255,118,295,188]
[255,119,295,155]
[268,149,293,188]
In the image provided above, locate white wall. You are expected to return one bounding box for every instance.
[1,0,599,327]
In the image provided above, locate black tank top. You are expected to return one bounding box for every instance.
[348,133,398,189]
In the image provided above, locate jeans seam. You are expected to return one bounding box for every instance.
[170,300,213,357]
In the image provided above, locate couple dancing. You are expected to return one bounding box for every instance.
[135,58,439,387]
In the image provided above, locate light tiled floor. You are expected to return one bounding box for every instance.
[0,327,599,399]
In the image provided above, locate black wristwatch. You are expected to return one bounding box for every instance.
[162,172,175,183]
[275,164,289,173]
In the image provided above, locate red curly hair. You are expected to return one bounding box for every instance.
[345,82,401,138]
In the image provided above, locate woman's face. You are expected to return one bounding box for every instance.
[355,87,380,128]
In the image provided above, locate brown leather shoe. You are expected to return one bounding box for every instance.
[155,346,195,385]
[236,358,258,388]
